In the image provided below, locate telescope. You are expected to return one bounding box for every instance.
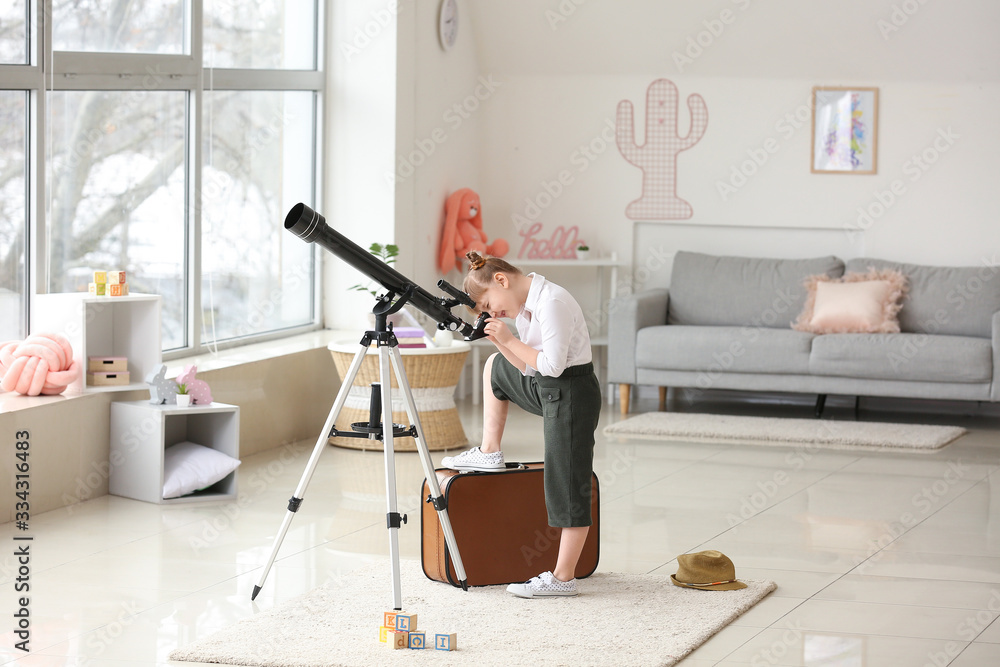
[284,202,488,340]
[253,202,475,606]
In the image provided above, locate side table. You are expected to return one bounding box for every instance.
[327,339,470,451]
[109,401,240,504]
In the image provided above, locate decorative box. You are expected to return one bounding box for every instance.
[87,371,131,386]
[88,356,128,372]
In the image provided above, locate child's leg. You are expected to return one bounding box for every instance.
[553,526,590,582]
[480,353,508,453]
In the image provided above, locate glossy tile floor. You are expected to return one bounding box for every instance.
[1,394,999,666]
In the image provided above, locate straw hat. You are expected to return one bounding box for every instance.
[670,550,747,591]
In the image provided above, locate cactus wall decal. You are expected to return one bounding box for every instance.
[616,79,708,220]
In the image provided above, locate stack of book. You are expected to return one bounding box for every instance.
[393,327,427,349]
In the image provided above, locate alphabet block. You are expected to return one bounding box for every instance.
[108,283,124,297]
[394,613,417,632]
[389,631,409,650]
[107,270,127,284]
[383,611,397,629]
[88,282,106,296]
[408,632,426,649]
[93,271,107,284]
[378,626,391,643]
[435,633,457,651]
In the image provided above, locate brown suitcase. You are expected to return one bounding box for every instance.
[421,462,600,587]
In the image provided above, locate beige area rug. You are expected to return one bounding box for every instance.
[170,559,776,667]
[604,412,966,451]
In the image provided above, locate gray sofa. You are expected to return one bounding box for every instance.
[608,251,1000,415]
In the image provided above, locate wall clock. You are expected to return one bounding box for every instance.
[438,0,458,51]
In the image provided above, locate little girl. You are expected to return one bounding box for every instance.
[441,251,602,598]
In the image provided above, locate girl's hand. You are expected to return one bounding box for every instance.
[485,317,513,346]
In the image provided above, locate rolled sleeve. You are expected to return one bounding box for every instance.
[534,298,574,377]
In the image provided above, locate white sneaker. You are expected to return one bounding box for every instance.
[507,571,579,598]
[440,446,505,472]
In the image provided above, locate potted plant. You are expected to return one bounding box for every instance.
[352,242,422,329]
[350,243,400,298]
[575,242,591,261]
[175,383,191,407]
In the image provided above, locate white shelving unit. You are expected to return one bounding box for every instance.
[109,401,240,504]
[34,292,162,393]
[469,254,624,404]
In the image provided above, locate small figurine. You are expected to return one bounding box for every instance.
[175,365,213,405]
[145,364,178,405]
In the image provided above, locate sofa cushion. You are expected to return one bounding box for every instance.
[668,251,845,328]
[845,258,1000,338]
[809,333,992,383]
[793,268,908,334]
[636,326,815,375]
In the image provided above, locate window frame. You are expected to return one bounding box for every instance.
[10,0,325,356]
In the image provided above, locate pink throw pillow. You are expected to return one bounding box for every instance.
[793,268,908,334]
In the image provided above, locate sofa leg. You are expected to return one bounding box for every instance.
[658,387,667,412]
[619,384,631,416]
[815,394,827,418]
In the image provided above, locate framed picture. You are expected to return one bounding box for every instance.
[811,86,878,174]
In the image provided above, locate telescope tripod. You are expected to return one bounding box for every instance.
[251,310,469,607]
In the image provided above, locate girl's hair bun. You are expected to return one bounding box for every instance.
[466,251,487,270]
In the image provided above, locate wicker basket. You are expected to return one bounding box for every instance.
[328,344,469,452]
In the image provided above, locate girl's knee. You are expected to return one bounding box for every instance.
[484,352,500,383]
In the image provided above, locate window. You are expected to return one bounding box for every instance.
[47,90,189,349]
[52,0,186,54]
[202,90,316,341]
[0,0,28,64]
[5,1,322,350]
[0,91,27,341]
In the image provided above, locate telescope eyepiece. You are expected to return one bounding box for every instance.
[437,279,475,309]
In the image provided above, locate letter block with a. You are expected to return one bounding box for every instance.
[435,633,457,651]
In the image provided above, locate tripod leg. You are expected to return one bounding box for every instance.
[379,346,404,610]
[388,346,469,590]
[251,343,369,600]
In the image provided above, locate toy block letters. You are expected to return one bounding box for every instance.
[88,282,106,296]
[394,613,417,632]
[107,270,126,284]
[381,611,452,651]
[93,271,107,284]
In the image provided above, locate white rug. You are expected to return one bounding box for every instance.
[603,412,966,451]
[170,560,776,667]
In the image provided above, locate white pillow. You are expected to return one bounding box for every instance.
[162,441,240,499]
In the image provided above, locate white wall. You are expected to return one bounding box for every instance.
[326,0,1000,328]
[468,0,1000,294]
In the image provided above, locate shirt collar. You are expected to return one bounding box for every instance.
[521,273,545,319]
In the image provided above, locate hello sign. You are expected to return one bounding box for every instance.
[517,222,582,260]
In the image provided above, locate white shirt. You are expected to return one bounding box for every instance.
[515,273,592,377]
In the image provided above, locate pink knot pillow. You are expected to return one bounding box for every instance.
[793,268,908,334]
[0,333,82,395]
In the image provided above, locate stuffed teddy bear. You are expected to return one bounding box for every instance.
[438,188,509,274]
